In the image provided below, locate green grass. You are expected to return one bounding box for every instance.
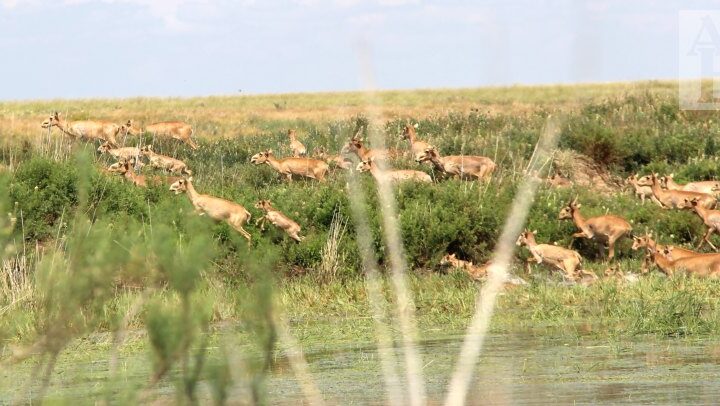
[2,80,720,402]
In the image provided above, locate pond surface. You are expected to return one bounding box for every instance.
[266,331,720,405]
[4,328,720,404]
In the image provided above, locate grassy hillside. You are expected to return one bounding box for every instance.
[2,80,720,402]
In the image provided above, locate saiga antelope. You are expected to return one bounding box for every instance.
[287,130,307,157]
[649,173,716,210]
[356,158,432,183]
[416,146,496,181]
[661,174,720,196]
[401,124,434,161]
[123,120,199,150]
[625,174,662,206]
[169,178,252,241]
[686,197,720,250]
[41,112,120,147]
[250,150,329,182]
[254,199,304,242]
[515,229,583,280]
[141,145,192,175]
[558,198,632,260]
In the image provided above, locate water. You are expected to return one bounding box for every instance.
[267,331,720,404]
[4,329,720,404]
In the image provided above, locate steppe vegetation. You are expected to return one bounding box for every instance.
[2,80,720,402]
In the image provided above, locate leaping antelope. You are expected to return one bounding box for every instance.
[558,198,632,260]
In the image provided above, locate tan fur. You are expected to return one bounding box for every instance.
[141,145,192,175]
[313,147,352,170]
[250,150,329,181]
[113,159,179,188]
[169,178,251,241]
[254,200,304,242]
[631,232,698,273]
[287,129,307,157]
[440,253,487,280]
[440,254,527,287]
[402,124,434,161]
[516,229,583,280]
[686,197,720,250]
[649,173,716,210]
[558,198,632,260]
[98,142,141,161]
[626,174,662,206]
[124,120,198,150]
[662,174,720,196]
[356,158,432,183]
[651,246,720,278]
[341,135,396,161]
[41,112,120,146]
[416,147,495,181]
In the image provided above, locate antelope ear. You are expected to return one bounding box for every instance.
[413,123,419,129]
[670,173,674,177]
[532,229,537,234]
[267,149,273,154]
[576,203,582,208]
[187,177,193,182]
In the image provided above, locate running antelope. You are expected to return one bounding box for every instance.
[626,174,662,206]
[169,178,252,241]
[254,200,304,242]
[661,174,720,196]
[342,135,393,162]
[631,231,699,273]
[649,173,716,210]
[440,254,527,286]
[416,146,496,181]
[515,229,583,280]
[97,142,141,161]
[287,129,307,157]
[250,150,329,181]
[107,156,144,173]
[114,160,149,187]
[356,158,432,183]
[313,147,352,170]
[41,112,120,147]
[114,159,180,188]
[402,124,433,161]
[558,198,632,260]
[440,253,487,280]
[123,120,198,150]
[651,246,720,278]
[686,197,720,250]
[141,145,192,175]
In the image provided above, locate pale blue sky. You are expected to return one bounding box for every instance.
[0,0,711,100]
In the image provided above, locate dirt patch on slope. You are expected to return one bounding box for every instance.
[551,149,623,195]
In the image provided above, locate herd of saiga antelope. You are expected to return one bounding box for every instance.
[39,112,720,286]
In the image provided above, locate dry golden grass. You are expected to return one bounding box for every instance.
[0,80,679,141]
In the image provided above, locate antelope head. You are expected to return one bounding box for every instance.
[254,199,273,211]
[558,198,580,220]
[250,149,272,164]
[169,177,192,194]
[515,229,538,246]
[415,146,438,163]
[97,142,113,154]
[401,123,417,140]
[356,158,373,173]
[41,112,61,129]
